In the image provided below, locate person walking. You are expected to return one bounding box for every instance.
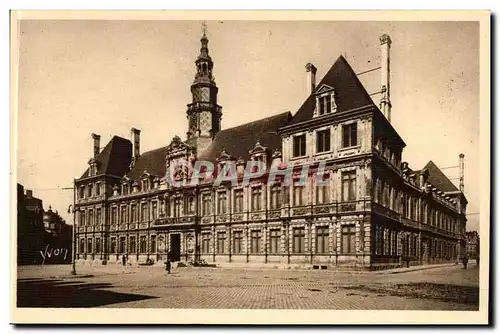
[164,251,171,274]
[462,254,469,269]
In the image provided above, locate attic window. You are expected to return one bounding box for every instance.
[314,85,337,117]
[318,96,331,115]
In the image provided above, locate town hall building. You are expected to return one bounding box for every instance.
[74,29,468,270]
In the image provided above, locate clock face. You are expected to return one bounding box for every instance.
[201,87,210,102]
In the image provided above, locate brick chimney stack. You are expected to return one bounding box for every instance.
[131,128,141,159]
[379,34,392,122]
[305,63,317,96]
[91,133,100,158]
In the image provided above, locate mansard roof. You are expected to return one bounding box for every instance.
[421,160,459,193]
[79,136,132,179]
[199,111,292,163]
[288,55,375,126]
[126,146,168,180]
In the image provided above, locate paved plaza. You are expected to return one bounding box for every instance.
[16,263,479,310]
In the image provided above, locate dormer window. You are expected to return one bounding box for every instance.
[314,84,337,117]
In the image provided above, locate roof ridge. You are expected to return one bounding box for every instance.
[218,111,291,134]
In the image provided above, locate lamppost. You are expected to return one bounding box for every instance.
[67,182,77,275]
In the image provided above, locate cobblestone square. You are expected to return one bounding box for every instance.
[16,263,479,310]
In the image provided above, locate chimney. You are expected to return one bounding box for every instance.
[26,189,33,199]
[91,133,101,158]
[305,63,317,96]
[131,128,141,159]
[459,153,465,193]
[379,34,392,122]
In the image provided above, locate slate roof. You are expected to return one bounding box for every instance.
[199,111,292,163]
[288,55,375,126]
[126,146,168,180]
[80,136,132,179]
[421,160,459,192]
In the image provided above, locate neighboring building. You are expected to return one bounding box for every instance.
[41,206,73,264]
[74,31,467,270]
[17,184,45,264]
[465,231,479,260]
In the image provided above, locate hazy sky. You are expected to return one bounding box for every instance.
[16,19,480,230]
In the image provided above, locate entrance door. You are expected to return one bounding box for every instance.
[170,233,181,262]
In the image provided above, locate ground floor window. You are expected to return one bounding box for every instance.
[316,226,329,253]
[87,238,93,254]
[202,233,211,253]
[129,236,136,254]
[269,229,280,254]
[110,237,116,253]
[292,227,305,253]
[119,237,125,254]
[95,238,101,254]
[217,232,226,254]
[150,235,156,253]
[233,231,243,254]
[140,235,147,253]
[250,230,261,253]
[341,225,356,254]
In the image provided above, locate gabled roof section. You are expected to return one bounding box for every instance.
[126,146,168,180]
[422,160,459,192]
[199,111,292,163]
[79,136,132,179]
[288,55,375,126]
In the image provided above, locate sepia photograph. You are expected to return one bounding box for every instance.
[10,10,490,325]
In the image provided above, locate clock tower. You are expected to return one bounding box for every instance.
[186,24,222,154]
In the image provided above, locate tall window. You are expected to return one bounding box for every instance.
[217,232,226,253]
[293,227,305,253]
[186,196,195,214]
[141,202,148,221]
[202,194,212,216]
[269,229,281,254]
[110,237,116,253]
[96,238,101,253]
[88,209,94,226]
[234,189,244,213]
[233,231,243,254]
[173,197,182,218]
[375,225,383,255]
[251,187,262,211]
[96,183,101,196]
[80,238,85,253]
[119,237,125,254]
[316,129,331,153]
[316,226,329,253]
[341,225,356,254]
[122,184,129,195]
[316,175,330,204]
[342,171,357,201]
[318,95,332,115]
[293,134,307,157]
[140,236,147,253]
[87,238,93,254]
[131,204,137,222]
[342,123,357,148]
[270,185,282,209]
[250,230,261,253]
[150,235,156,253]
[87,184,93,197]
[80,210,86,226]
[152,201,158,220]
[202,233,211,253]
[120,206,127,224]
[129,236,136,254]
[293,185,305,206]
[79,186,85,199]
[96,208,101,225]
[217,192,227,214]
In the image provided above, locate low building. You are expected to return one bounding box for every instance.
[73,31,467,270]
[17,184,45,264]
[465,231,479,260]
[41,206,73,264]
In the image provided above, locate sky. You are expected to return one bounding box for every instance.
[16,19,480,231]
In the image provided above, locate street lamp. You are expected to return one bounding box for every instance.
[67,186,77,275]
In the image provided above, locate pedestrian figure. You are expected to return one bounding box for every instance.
[164,251,171,274]
[462,255,468,269]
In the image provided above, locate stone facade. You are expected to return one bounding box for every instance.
[73,32,467,270]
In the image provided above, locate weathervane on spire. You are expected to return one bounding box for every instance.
[201,20,208,37]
